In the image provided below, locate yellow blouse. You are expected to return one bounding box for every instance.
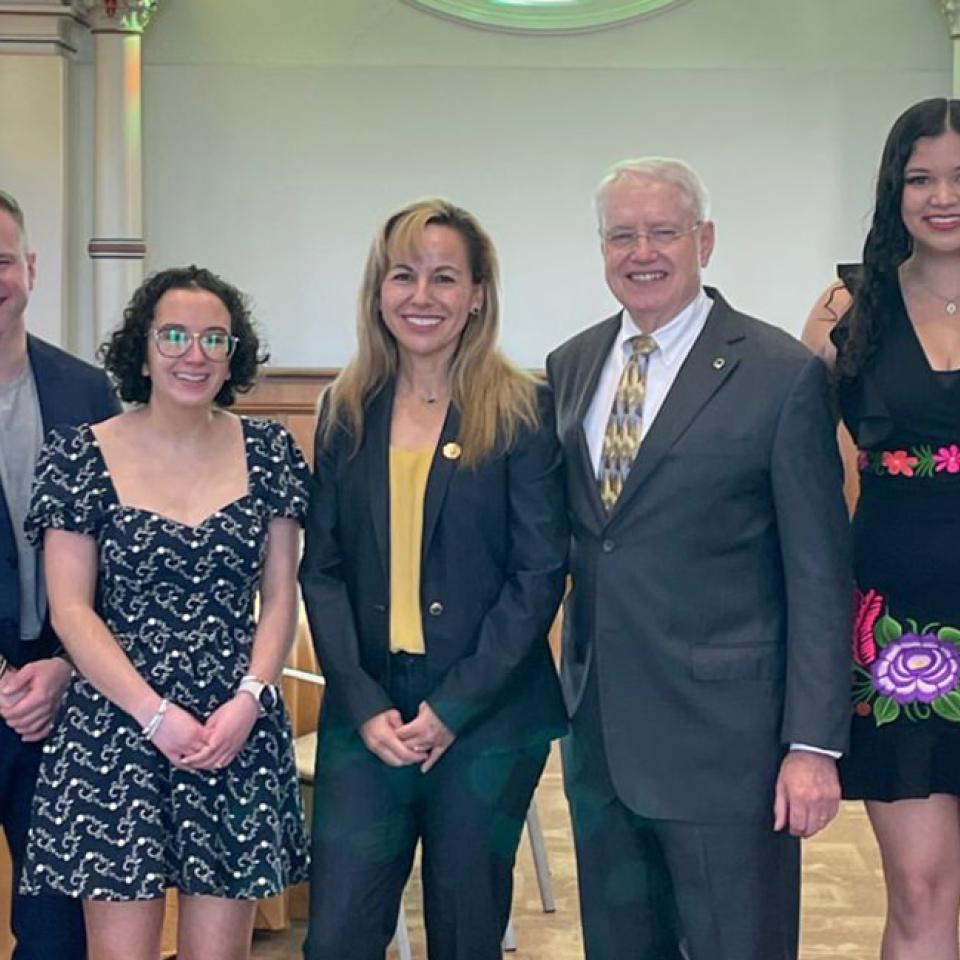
[389,446,433,655]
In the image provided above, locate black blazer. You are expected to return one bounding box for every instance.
[547,288,853,822]
[299,380,568,753]
[0,336,119,664]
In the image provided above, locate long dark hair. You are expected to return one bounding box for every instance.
[839,98,960,379]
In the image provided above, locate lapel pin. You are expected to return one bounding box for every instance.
[442,442,462,461]
[712,357,726,371]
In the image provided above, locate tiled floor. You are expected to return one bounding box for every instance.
[250,746,888,960]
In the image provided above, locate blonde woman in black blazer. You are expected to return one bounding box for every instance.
[300,198,568,960]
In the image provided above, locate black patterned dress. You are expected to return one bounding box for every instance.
[834,290,960,801]
[20,417,310,900]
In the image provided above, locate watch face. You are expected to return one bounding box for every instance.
[259,685,278,711]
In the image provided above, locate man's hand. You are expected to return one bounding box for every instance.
[773,751,841,838]
[0,658,73,741]
[360,709,425,767]
[396,702,455,774]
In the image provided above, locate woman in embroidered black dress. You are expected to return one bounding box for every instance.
[21,267,309,960]
[804,98,960,959]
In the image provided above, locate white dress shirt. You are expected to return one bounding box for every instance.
[584,289,712,475]
[583,287,840,760]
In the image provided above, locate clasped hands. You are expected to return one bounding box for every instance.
[145,693,260,772]
[360,702,454,773]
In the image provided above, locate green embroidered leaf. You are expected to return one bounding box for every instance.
[853,664,873,682]
[921,622,940,635]
[874,614,902,647]
[906,618,919,633]
[914,445,935,477]
[904,702,931,722]
[938,627,960,645]
[932,691,960,723]
[873,696,900,727]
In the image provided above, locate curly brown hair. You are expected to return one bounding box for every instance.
[98,265,268,405]
[839,98,960,379]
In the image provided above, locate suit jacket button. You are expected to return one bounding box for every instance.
[427,601,443,616]
[602,539,615,553]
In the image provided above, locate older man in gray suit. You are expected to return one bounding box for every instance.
[546,158,852,960]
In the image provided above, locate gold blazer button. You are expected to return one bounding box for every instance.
[442,442,461,461]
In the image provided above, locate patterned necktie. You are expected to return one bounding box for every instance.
[598,334,658,511]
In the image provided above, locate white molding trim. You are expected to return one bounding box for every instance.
[0,3,88,56]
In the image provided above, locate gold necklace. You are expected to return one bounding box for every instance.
[908,273,960,316]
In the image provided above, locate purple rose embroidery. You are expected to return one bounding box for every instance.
[872,634,960,704]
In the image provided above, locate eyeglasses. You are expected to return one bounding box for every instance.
[602,221,702,250]
[150,325,238,362]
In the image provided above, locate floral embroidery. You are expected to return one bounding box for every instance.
[859,444,960,478]
[933,444,960,474]
[852,587,881,667]
[872,636,960,704]
[851,588,960,727]
[881,450,917,476]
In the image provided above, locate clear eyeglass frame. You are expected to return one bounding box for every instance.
[602,220,702,251]
[150,325,238,362]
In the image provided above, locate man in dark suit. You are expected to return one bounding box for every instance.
[0,190,118,959]
[546,159,852,960]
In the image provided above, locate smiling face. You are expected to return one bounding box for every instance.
[0,207,35,342]
[145,287,232,409]
[378,223,483,370]
[599,176,714,333]
[901,129,960,255]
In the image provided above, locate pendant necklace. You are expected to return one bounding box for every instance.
[911,274,960,316]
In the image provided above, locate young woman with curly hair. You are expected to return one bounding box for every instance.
[19,266,310,960]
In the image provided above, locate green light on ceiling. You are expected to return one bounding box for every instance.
[404,0,687,32]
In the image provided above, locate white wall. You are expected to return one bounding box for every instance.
[0,54,71,346]
[128,0,949,367]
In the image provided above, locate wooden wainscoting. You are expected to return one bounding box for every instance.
[233,368,337,465]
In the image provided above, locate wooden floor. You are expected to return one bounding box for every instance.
[249,745,888,960]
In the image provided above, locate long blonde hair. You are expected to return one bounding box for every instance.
[321,198,539,467]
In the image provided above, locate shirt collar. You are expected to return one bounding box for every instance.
[617,288,712,366]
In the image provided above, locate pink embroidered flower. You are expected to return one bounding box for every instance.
[852,588,882,667]
[857,451,869,471]
[882,450,918,477]
[933,444,960,474]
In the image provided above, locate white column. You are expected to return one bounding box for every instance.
[0,2,89,347]
[942,1,960,96]
[81,0,158,340]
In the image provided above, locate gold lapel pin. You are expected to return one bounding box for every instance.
[442,442,462,461]
[712,357,726,371]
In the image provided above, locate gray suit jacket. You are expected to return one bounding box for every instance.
[546,288,853,823]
